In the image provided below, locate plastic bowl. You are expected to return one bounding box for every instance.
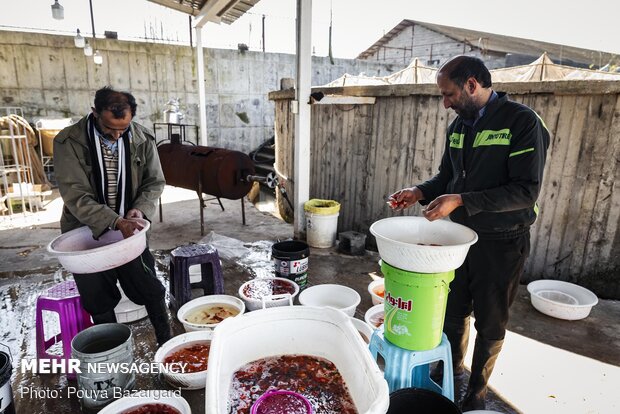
[251,390,313,414]
[369,216,478,273]
[154,331,213,390]
[238,277,300,311]
[364,304,385,329]
[350,317,374,344]
[527,280,598,320]
[368,279,385,305]
[177,295,245,332]
[97,390,191,414]
[298,284,361,317]
[47,218,150,274]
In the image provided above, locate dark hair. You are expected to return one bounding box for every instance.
[93,86,137,118]
[440,56,492,88]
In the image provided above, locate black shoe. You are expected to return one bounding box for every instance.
[461,390,486,411]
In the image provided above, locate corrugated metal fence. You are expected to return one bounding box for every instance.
[270,81,620,299]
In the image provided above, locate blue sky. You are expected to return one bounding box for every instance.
[1,0,619,58]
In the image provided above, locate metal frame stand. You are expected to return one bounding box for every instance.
[158,174,247,236]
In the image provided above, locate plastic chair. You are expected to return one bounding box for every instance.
[369,326,454,401]
[35,280,93,363]
[169,243,225,309]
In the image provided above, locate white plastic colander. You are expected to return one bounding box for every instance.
[369,216,478,273]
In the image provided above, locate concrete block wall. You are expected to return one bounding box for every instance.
[0,30,394,153]
[362,24,506,70]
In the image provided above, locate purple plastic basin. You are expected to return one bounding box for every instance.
[250,390,313,414]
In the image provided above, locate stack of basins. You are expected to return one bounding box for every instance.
[369,217,478,351]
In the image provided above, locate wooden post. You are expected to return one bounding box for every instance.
[294,0,312,239]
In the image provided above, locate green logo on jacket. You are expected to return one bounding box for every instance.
[449,132,464,149]
[473,129,512,147]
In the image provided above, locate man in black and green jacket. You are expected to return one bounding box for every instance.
[390,55,549,410]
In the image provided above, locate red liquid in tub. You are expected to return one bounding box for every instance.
[243,279,295,299]
[229,355,357,414]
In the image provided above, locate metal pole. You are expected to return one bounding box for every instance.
[88,0,96,38]
[262,14,266,53]
[195,25,208,146]
[189,15,193,47]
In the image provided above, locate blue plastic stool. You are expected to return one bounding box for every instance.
[369,327,454,401]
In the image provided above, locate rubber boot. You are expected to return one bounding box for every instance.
[461,336,504,411]
[146,300,172,347]
[431,315,470,384]
[91,309,117,324]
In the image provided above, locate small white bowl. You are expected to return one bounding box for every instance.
[155,331,213,390]
[364,304,384,329]
[98,390,191,414]
[298,284,361,317]
[238,277,300,311]
[527,280,598,320]
[350,317,374,344]
[177,295,245,332]
[368,278,385,305]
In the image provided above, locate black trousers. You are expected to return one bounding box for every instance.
[446,232,530,341]
[73,247,166,316]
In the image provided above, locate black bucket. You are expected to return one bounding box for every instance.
[0,345,16,414]
[272,240,310,290]
[387,388,461,414]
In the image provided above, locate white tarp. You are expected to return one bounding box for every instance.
[321,54,620,86]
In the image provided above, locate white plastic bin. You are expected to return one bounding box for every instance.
[304,199,340,248]
[205,306,389,414]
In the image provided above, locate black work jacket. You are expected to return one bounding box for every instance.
[417,92,550,240]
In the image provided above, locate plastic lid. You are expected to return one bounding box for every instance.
[304,199,340,214]
[250,390,313,414]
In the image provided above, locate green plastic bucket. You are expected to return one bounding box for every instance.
[381,261,454,351]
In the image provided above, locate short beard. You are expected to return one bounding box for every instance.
[457,97,479,120]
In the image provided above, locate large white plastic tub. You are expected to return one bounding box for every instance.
[47,219,149,274]
[370,216,478,273]
[205,306,389,414]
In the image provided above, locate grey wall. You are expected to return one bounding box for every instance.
[0,30,395,153]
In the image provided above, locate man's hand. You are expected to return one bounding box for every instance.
[422,194,463,221]
[125,208,144,219]
[115,218,145,239]
[388,187,424,211]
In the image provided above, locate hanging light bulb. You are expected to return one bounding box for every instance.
[83,41,93,56]
[51,0,64,20]
[74,29,85,48]
[93,50,103,65]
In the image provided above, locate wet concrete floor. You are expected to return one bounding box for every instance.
[1,187,619,414]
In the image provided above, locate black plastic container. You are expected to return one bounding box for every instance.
[387,388,461,414]
[0,346,15,414]
[272,240,310,290]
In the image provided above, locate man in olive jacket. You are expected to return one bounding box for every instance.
[54,86,171,346]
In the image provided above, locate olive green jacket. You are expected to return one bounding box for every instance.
[54,116,165,239]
